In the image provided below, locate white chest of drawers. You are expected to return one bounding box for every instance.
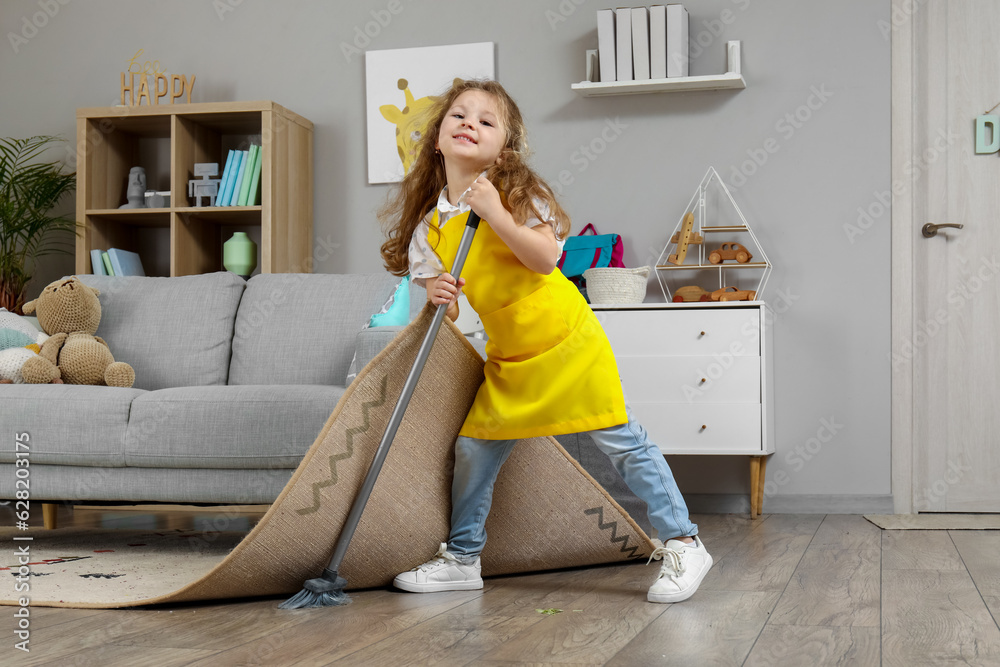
[593,302,774,515]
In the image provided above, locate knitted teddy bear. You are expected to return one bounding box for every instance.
[0,309,60,384]
[21,277,135,388]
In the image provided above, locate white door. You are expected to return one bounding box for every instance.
[893,0,1000,512]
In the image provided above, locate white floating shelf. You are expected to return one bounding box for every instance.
[572,41,745,97]
[572,72,745,96]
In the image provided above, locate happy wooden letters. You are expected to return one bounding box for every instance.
[121,72,195,106]
[119,50,195,106]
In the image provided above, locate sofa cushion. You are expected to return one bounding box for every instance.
[0,385,144,467]
[78,273,246,391]
[124,384,344,469]
[0,465,293,504]
[229,273,400,386]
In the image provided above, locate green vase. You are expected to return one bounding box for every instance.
[223,232,257,278]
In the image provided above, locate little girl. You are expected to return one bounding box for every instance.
[379,79,711,603]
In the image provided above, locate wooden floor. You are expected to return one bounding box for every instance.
[10,507,1000,666]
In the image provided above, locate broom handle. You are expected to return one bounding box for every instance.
[323,212,482,573]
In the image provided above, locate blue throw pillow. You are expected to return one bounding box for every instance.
[368,276,411,327]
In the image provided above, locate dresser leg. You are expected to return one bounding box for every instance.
[42,503,58,529]
[749,457,761,518]
[756,456,768,516]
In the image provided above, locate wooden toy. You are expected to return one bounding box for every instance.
[711,286,757,301]
[708,242,753,264]
[672,285,712,302]
[670,229,704,245]
[667,212,697,265]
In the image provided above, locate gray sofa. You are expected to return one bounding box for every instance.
[0,271,482,519]
[0,270,655,535]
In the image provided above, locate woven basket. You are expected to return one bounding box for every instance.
[583,266,650,304]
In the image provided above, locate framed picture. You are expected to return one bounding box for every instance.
[365,42,496,184]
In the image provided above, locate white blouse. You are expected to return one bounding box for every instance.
[408,180,564,281]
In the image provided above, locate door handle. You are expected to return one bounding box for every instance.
[922,223,964,238]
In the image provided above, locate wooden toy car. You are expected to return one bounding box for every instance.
[708,243,753,264]
[711,286,757,302]
[672,285,712,302]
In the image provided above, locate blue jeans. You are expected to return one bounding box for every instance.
[447,405,698,560]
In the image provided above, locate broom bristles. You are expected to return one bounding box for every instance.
[278,569,351,609]
[278,588,351,609]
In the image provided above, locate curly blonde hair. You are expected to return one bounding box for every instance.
[380,78,570,277]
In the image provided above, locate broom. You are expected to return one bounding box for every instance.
[279,211,481,609]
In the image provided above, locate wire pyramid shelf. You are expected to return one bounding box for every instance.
[655,166,772,303]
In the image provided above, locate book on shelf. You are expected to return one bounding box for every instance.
[91,248,107,275]
[216,150,237,207]
[246,145,263,206]
[107,248,145,276]
[615,7,633,82]
[235,145,252,206]
[585,49,600,83]
[237,145,260,206]
[631,7,650,80]
[228,149,249,206]
[650,5,667,79]
[597,9,617,82]
[666,4,689,77]
[101,251,114,276]
[221,150,245,207]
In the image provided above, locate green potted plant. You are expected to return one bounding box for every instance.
[0,135,77,314]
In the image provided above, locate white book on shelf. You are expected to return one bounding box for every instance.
[649,5,667,79]
[615,7,633,82]
[666,4,689,77]
[631,7,650,80]
[597,9,617,82]
[585,49,600,83]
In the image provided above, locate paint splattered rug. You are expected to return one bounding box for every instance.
[0,306,652,608]
[0,528,246,606]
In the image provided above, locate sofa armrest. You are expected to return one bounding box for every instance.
[347,326,487,385]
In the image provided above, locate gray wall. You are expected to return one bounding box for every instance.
[0,0,892,510]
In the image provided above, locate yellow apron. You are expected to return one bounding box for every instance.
[430,208,627,439]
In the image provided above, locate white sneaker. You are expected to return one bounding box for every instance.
[647,536,713,603]
[393,543,483,593]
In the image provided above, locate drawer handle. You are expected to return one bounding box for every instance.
[700,378,707,384]
[699,331,706,337]
[700,424,707,431]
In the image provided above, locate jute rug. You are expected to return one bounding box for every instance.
[864,514,1000,530]
[2,305,652,608]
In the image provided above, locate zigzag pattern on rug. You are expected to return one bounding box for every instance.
[584,506,646,559]
[297,374,389,516]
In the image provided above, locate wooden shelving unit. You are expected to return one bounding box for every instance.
[572,41,745,97]
[655,166,772,302]
[75,101,313,277]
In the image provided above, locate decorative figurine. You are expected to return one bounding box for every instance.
[188,162,222,207]
[119,166,146,209]
[672,285,712,302]
[667,212,702,266]
[710,286,757,301]
[144,190,170,208]
[708,242,753,265]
